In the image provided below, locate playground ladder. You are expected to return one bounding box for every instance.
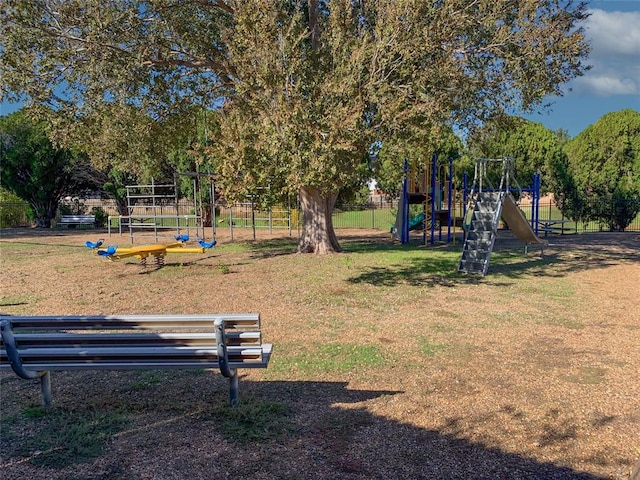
[458,191,504,275]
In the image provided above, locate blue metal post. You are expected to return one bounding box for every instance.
[447,156,453,243]
[422,167,427,246]
[530,174,536,231]
[462,172,468,219]
[401,159,409,244]
[536,173,541,235]
[430,154,437,245]
[531,173,541,235]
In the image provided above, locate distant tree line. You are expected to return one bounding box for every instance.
[469,109,640,231]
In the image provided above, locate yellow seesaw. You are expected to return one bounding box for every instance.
[86,236,216,267]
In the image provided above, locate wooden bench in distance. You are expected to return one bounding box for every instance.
[0,313,272,407]
[59,214,96,228]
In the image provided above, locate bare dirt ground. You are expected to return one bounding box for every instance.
[0,227,639,480]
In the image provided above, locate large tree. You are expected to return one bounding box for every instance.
[1,0,590,252]
[0,109,103,227]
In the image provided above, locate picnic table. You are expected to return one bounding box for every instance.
[540,219,572,237]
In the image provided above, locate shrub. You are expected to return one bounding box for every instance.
[0,188,32,227]
[90,206,108,227]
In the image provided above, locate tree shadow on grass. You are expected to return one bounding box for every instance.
[246,237,300,258]
[489,233,639,278]
[345,232,639,287]
[0,374,611,479]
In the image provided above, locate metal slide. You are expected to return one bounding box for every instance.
[501,193,546,244]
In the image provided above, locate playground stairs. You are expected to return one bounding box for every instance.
[458,191,504,275]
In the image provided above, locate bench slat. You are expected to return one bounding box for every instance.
[6,360,270,371]
[60,215,95,222]
[0,344,272,370]
[3,345,264,357]
[59,215,95,228]
[7,332,262,347]
[4,314,260,321]
[3,314,260,330]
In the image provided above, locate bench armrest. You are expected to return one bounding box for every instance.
[0,320,44,380]
[214,318,236,379]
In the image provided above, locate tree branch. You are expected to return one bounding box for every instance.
[192,0,235,15]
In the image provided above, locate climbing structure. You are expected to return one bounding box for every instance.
[458,157,545,275]
[392,155,462,245]
[123,175,215,244]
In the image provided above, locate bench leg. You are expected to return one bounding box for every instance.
[40,372,52,408]
[229,372,239,407]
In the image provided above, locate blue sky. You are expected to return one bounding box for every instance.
[524,0,640,136]
[1,0,638,138]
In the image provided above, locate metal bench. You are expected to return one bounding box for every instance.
[539,219,573,237]
[59,214,96,228]
[0,313,272,407]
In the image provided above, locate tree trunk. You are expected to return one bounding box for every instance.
[297,186,342,254]
[308,0,320,50]
[115,197,129,217]
[31,201,55,228]
[35,216,51,228]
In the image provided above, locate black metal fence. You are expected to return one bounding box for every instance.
[0,202,32,228]
[2,197,639,233]
[333,197,640,233]
[516,198,640,234]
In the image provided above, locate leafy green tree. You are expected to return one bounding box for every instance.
[1,0,590,252]
[332,150,373,207]
[467,117,567,192]
[102,167,138,216]
[562,109,640,231]
[554,128,571,148]
[0,109,103,227]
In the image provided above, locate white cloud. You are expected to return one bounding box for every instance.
[586,9,640,57]
[574,75,638,95]
[573,8,640,96]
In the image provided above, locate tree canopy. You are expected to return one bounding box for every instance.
[1,0,590,252]
[374,127,464,198]
[0,109,103,227]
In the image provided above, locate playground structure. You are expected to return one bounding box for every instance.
[392,155,464,245]
[392,154,545,249]
[458,157,546,275]
[108,175,294,243]
[87,235,216,267]
[108,174,216,244]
